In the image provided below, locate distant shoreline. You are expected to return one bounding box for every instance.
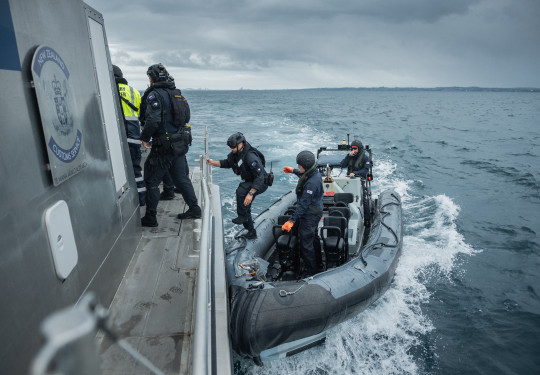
[181,87,540,92]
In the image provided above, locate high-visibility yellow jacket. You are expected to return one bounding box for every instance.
[117,82,141,143]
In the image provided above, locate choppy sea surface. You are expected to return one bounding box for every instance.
[184,89,540,375]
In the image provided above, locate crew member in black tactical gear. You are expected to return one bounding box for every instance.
[157,75,183,202]
[113,64,146,206]
[282,150,323,275]
[140,63,201,227]
[340,139,371,178]
[206,132,268,239]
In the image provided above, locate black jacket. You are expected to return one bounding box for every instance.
[219,142,266,192]
[140,81,190,142]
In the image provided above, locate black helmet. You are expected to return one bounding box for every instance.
[147,63,169,82]
[351,139,363,150]
[296,150,315,170]
[112,65,123,78]
[227,132,245,148]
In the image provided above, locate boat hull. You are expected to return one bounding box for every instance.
[226,189,403,359]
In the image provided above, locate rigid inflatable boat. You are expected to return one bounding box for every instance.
[225,141,403,364]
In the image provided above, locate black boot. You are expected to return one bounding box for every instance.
[160,189,175,200]
[141,215,158,227]
[243,229,257,239]
[177,205,201,220]
[232,215,248,224]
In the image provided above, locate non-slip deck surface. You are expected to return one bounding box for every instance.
[98,169,202,375]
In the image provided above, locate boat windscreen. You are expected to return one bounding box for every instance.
[317,151,345,168]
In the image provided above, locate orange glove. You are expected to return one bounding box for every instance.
[283,166,294,173]
[282,220,294,232]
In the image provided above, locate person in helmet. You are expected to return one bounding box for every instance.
[112,64,146,206]
[139,63,201,227]
[282,150,324,275]
[340,139,371,178]
[340,139,372,226]
[206,132,268,239]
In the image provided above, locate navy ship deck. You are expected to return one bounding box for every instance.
[97,164,231,374]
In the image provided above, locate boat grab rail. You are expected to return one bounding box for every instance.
[192,125,232,375]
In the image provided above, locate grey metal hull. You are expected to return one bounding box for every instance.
[225,189,403,360]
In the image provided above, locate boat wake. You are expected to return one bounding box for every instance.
[234,158,479,375]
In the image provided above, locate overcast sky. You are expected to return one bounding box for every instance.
[84,0,540,91]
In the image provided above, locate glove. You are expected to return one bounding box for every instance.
[282,220,294,232]
[283,166,294,173]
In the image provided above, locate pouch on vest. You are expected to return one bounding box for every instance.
[264,171,274,186]
[169,127,191,156]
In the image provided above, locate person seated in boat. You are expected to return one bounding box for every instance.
[340,139,371,178]
[206,132,268,239]
[282,151,324,276]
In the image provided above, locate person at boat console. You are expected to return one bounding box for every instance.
[340,139,371,178]
[282,151,324,276]
[206,132,268,239]
[139,63,201,227]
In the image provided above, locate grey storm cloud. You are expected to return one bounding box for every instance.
[87,0,540,89]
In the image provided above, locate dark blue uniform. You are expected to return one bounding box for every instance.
[291,168,323,274]
[219,143,268,231]
[140,82,198,219]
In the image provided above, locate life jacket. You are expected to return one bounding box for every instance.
[347,149,366,174]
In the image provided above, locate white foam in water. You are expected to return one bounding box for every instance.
[235,151,479,374]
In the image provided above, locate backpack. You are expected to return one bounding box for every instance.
[250,147,274,186]
[167,88,190,128]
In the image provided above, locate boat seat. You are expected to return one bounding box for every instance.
[273,215,298,273]
[320,216,347,268]
[329,207,351,221]
[334,193,354,205]
[284,208,296,216]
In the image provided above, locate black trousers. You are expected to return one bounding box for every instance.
[298,213,322,274]
[235,181,267,231]
[144,153,198,217]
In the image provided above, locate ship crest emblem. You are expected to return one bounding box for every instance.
[31,46,87,184]
[52,75,73,135]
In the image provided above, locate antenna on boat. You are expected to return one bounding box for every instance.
[365,145,373,220]
[347,133,350,146]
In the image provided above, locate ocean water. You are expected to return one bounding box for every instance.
[184,89,540,374]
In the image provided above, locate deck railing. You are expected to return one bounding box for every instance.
[191,126,232,375]
[30,126,232,375]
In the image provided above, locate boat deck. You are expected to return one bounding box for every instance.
[97,168,206,374]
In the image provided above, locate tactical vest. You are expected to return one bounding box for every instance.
[140,84,189,131]
[233,146,265,181]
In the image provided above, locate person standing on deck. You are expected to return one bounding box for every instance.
[282,150,324,276]
[206,132,269,239]
[113,65,146,206]
[139,63,201,227]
